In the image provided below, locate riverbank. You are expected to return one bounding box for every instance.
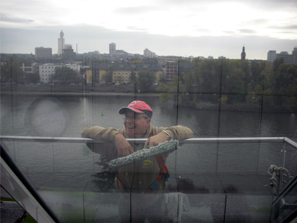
[1,84,295,113]
[0,83,160,97]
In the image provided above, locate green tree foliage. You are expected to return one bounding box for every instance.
[0,57,25,83]
[157,57,296,112]
[137,70,156,92]
[91,59,109,65]
[271,63,297,111]
[250,60,266,89]
[158,76,194,106]
[103,66,113,84]
[158,76,180,104]
[24,72,40,83]
[51,66,78,84]
[129,70,137,84]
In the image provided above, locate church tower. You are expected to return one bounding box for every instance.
[58,30,65,56]
[241,46,246,60]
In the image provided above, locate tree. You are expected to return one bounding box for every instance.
[51,66,78,84]
[271,63,297,111]
[129,70,137,84]
[102,66,113,84]
[137,70,156,92]
[24,72,40,83]
[0,57,25,83]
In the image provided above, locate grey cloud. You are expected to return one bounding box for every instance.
[241,19,269,26]
[270,25,297,30]
[196,28,210,33]
[224,31,236,34]
[161,0,296,10]
[238,29,256,34]
[127,26,148,31]
[0,13,33,23]
[114,6,157,15]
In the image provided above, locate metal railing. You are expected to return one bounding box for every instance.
[1,136,297,223]
[1,136,297,147]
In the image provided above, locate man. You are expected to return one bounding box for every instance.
[81,100,193,222]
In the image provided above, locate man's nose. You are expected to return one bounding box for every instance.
[125,117,134,122]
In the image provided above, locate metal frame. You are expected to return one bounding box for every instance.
[1,136,297,149]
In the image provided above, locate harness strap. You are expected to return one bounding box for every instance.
[117,131,170,194]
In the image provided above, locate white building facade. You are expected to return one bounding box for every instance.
[39,63,80,83]
[144,48,156,58]
[267,47,297,65]
[267,50,276,63]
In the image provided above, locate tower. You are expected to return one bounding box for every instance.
[58,30,65,56]
[109,43,116,55]
[241,46,246,60]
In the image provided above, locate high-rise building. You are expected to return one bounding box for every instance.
[241,46,246,60]
[166,61,178,82]
[267,50,277,63]
[144,48,156,58]
[109,43,116,55]
[58,30,65,56]
[267,47,297,65]
[35,47,52,58]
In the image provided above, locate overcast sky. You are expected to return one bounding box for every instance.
[1,0,296,59]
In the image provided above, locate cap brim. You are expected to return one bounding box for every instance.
[119,107,145,115]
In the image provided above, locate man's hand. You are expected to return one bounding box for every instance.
[115,133,134,157]
[144,132,169,148]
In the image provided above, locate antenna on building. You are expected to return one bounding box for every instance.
[76,44,78,54]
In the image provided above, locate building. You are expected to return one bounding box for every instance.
[58,31,65,56]
[144,48,156,58]
[62,44,76,61]
[241,46,246,60]
[166,61,178,82]
[267,47,297,65]
[39,63,80,83]
[20,62,38,74]
[277,51,291,64]
[109,43,116,55]
[267,50,277,63]
[92,62,163,84]
[157,56,181,66]
[35,47,52,59]
[292,47,297,65]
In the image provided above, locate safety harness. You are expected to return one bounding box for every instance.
[117,132,170,194]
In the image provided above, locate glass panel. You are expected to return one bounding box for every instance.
[1,2,297,220]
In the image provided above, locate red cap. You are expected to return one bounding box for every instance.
[119,100,153,118]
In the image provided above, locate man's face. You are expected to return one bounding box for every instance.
[124,110,151,137]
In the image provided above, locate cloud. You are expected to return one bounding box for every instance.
[240,19,269,26]
[237,29,256,34]
[114,6,157,15]
[127,26,148,31]
[0,13,33,24]
[270,25,297,30]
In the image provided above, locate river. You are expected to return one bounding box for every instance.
[1,94,297,193]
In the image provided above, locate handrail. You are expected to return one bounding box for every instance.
[1,136,296,149]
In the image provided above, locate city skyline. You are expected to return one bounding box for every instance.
[1,0,296,59]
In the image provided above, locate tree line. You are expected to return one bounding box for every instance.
[102,67,156,92]
[1,57,39,83]
[0,57,81,84]
[158,58,297,112]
